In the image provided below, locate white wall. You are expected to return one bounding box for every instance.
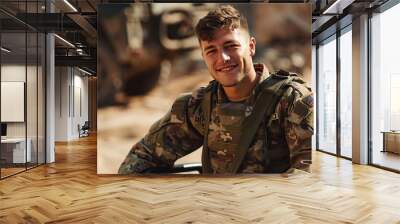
[1,64,26,81]
[55,66,69,141]
[55,67,89,141]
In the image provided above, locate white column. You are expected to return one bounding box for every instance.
[352,14,369,164]
[46,1,55,163]
[311,45,317,150]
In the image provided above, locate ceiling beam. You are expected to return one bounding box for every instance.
[322,0,356,15]
[67,13,97,39]
[55,55,96,72]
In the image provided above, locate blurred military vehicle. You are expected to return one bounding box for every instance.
[98,3,214,107]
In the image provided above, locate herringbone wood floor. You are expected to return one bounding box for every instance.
[1,135,400,223]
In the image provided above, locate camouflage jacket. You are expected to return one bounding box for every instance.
[118,64,314,174]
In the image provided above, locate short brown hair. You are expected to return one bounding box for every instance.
[195,5,249,41]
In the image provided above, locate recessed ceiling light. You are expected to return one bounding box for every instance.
[322,0,355,15]
[1,47,11,53]
[78,67,93,76]
[54,34,75,48]
[63,0,78,12]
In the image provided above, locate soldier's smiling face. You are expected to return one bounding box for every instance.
[200,28,256,87]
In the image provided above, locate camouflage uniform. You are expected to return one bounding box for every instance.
[118,63,313,174]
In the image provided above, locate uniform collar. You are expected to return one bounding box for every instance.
[216,63,270,104]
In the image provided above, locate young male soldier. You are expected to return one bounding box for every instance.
[118,5,313,174]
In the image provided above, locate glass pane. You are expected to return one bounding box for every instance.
[1,1,46,178]
[1,31,27,177]
[317,36,337,154]
[27,31,38,169]
[339,28,352,158]
[371,3,400,171]
[38,33,45,165]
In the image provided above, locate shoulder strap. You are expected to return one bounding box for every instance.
[201,81,217,174]
[228,75,294,173]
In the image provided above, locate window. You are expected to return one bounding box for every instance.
[317,35,337,155]
[370,2,400,171]
[0,1,47,179]
[339,27,352,158]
